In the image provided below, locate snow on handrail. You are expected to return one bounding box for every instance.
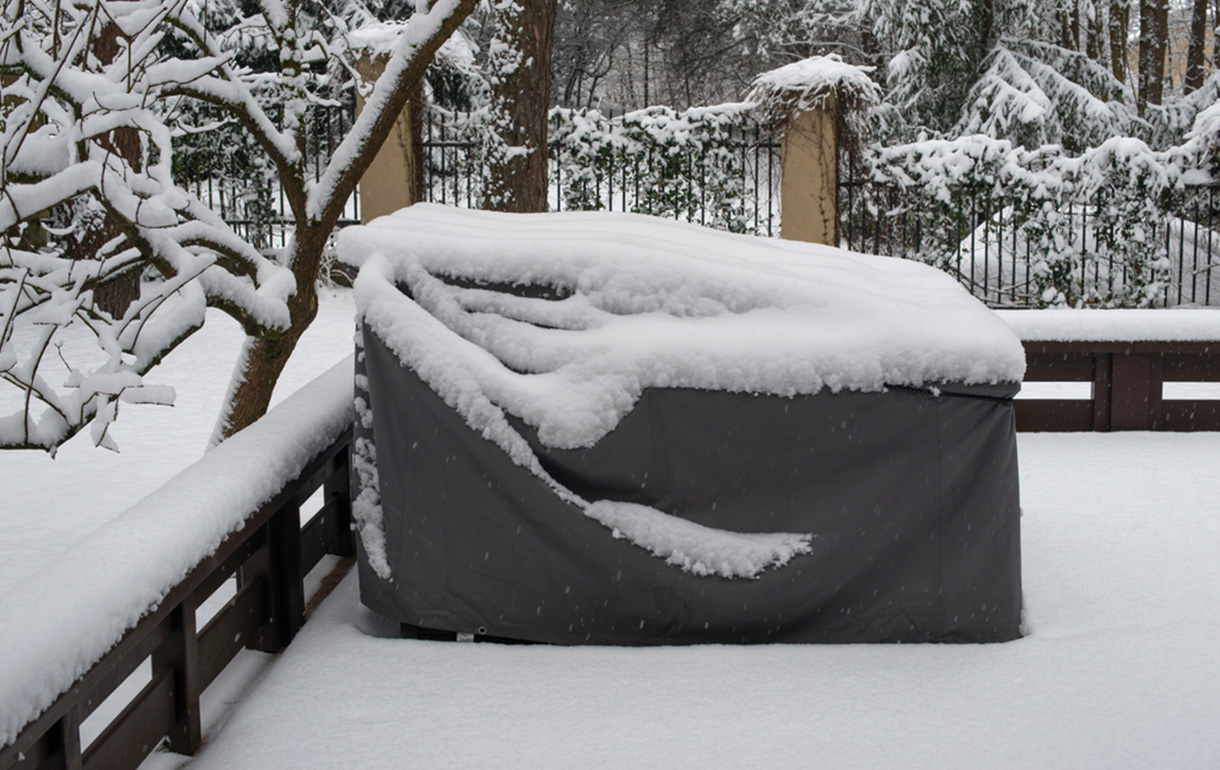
[0,357,355,748]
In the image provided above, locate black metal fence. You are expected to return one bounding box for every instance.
[420,109,782,236]
[174,104,362,252]
[840,168,1220,308]
[174,102,1220,308]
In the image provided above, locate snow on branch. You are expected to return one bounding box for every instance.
[957,41,1137,150]
[308,0,478,225]
[1,0,294,452]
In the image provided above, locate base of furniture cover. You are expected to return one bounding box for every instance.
[355,329,1022,645]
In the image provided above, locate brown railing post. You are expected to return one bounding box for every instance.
[151,601,202,755]
[46,708,81,770]
[1092,351,1112,431]
[265,503,307,649]
[1110,349,1164,430]
[324,448,355,558]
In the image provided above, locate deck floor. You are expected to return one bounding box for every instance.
[173,433,1220,769]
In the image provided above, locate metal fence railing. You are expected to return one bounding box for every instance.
[172,101,1220,309]
[840,169,1220,308]
[174,104,361,253]
[419,109,782,237]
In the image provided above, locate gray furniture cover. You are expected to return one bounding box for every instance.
[343,205,1024,645]
[354,329,1022,645]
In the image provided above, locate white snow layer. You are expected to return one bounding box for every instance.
[342,205,1025,435]
[746,54,882,119]
[997,307,1220,341]
[174,433,1220,770]
[0,358,354,747]
[341,205,1023,579]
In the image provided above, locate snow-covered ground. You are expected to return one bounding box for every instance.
[0,288,357,597]
[181,431,1220,770]
[2,287,1219,768]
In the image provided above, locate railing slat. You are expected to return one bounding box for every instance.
[149,603,201,755]
[1161,400,1220,430]
[197,577,270,691]
[81,672,175,770]
[1015,400,1096,432]
[300,496,352,579]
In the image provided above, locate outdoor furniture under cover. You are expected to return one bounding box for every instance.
[338,204,1026,645]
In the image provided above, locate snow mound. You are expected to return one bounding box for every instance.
[746,55,881,122]
[342,205,1023,449]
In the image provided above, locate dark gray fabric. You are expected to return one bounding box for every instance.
[357,328,1023,644]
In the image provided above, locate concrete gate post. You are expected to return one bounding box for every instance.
[355,54,425,223]
[780,93,840,246]
[747,56,881,248]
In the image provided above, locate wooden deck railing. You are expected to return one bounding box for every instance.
[1016,341,1220,431]
[0,428,353,770]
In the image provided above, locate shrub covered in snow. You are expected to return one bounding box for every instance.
[418,103,779,235]
[855,132,1218,308]
[549,103,770,232]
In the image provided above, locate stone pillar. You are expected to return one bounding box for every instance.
[780,93,838,246]
[356,56,424,223]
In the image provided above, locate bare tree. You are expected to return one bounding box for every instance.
[1,0,477,451]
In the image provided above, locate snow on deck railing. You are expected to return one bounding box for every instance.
[0,358,355,751]
[996,307,1220,341]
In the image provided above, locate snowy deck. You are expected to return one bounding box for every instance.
[176,432,1220,769]
[2,290,1218,768]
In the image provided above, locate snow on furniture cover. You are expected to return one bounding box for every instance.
[338,204,1026,644]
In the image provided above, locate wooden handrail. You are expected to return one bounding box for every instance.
[0,428,353,770]
[1017,341,1220,431]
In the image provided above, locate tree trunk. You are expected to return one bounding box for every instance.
[979,0,995,48]
[90,17,142,318]
[1070,0,1082,51]
[1185,0,1210,93]
[1111,0,1130,84]
[1138,0,1169,115]
[1087,9,1106,64]
[210,0,478,443]
[216,225,326,438]
[484,0,559,213]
